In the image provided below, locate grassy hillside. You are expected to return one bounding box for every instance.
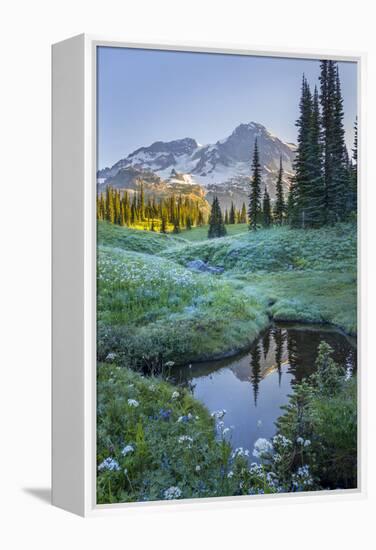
[97,244,268,366]
[98,221,186,254]
[162,224,356,273]
[97,222,357,370]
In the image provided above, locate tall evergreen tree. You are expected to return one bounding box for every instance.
[305,86,325,227]
[248,138,262,230]
[331,66,348,220]
[229,202,236,224]
[274,156,285,224]
[224,209,229,225]
[262,189,272,227]
[319,60,347,223]
[208,196,227,239]
[293,75,313,228]
[240,202,247,223]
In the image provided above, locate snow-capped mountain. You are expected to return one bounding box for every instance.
[98,122,296,209]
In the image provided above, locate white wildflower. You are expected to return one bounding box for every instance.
[121,444,134,456]
[106,352,117,361]
[195,465,201,472]
[164,486,182,500]
[273,434,292,448]
[211,409,226,420]
[178,435,193,444]
[171,391,180,400]
[127,399,139,408]
[304,439,311,447]
[252,438,273,459]
[227,471,234,478]
[296,436,305,445]
[98,457,120,472]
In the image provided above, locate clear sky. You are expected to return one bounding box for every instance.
[97,46,357,169]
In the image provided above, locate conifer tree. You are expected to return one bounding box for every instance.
[224,209,229,225]
[172,218,181,234]
[293,75,313,228]
[331,66,348,220]
[208,196,227,239]
[240,202,247,223]
[262,189,272,227]
[248,138,262,230]
[229,202,236,224]
[305,86,325,227]
[160,214,167,234]
[274,156,285,225]
[319,60,347,224]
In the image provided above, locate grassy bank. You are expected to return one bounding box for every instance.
[97,242,268,367]
[97,364,277,502]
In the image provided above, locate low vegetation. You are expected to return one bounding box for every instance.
[96,220,357,502]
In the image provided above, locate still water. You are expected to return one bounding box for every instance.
[175,323,356,456]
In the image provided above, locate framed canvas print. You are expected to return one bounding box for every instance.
[52,35,365,516]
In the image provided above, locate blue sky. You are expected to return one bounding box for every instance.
[97,47,357,169]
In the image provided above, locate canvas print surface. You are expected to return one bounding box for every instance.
[96,46,358,504]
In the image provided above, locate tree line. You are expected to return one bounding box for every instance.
[97,183,206,233]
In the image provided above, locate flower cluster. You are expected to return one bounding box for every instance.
[252,438,273,459]
[98,457,120,472]
[121,445,134,456]
[163,486,182,500]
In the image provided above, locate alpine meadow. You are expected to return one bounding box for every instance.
[96,48,358,504]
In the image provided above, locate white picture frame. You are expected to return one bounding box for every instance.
[52,34,366,517]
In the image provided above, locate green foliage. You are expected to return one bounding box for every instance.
[262,189,272,227]
[274,156,286,225]
[273,342,357,489]
[97,184,207,233]
[248,138,262,230]
[97,365,278,503]
[208,196,227,239]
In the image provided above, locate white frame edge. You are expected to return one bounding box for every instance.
[51,33,366,517]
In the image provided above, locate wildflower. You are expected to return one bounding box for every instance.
[121,444,134,456]
[303,439,311,447]
[222,427,231,436]
[252,438,273,459]
[296,436,304,445]
[178,435,193,444]
[195,465,201,472]
[227,471,234,478]
[98,457,120,472]
[164,486,182,500]
[232,447,250,459]
[127,399,139,408]
[171,391,180,400]
[211,409,226,420]
[164,361,175,367]
[158,408,172,420]
[273,434,292,448]
[105,352,117,361]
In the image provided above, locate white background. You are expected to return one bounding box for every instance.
[1,0,375,548]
